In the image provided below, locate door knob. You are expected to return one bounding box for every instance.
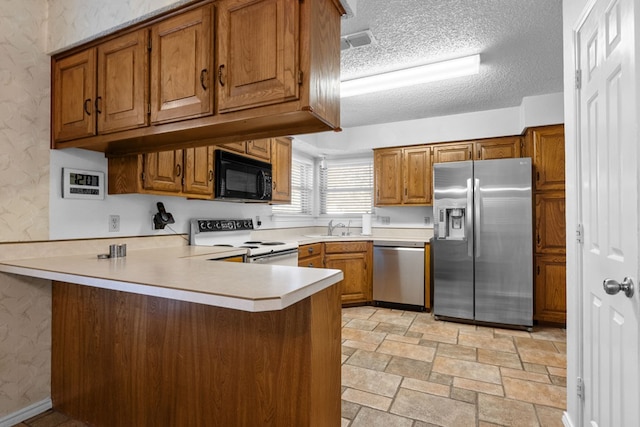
[603,277,635,298]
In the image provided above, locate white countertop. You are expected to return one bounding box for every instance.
[0,246,343,313]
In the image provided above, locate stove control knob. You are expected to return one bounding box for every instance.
[214,221,222,229]
[244,220,252,229]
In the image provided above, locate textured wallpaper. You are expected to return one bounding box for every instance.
[0,0,51,243]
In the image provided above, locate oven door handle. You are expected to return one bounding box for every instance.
[249,248,298,263]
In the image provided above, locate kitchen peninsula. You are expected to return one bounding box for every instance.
[0,246,343,426]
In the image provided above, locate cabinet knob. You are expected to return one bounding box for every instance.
[308,263,314,267]
[308,247,314,253]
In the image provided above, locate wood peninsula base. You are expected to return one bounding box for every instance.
[52,281,341,426]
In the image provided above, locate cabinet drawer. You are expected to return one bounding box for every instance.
[299,243,323,260]
[324,241,370,254]
[298,253,324,268]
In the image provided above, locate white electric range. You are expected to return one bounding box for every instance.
[189,219,299,266]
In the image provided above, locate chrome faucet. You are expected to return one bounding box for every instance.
[327,220,345,236]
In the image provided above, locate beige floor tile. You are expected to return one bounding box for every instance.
[433,356,502,384]
[494,328,533,339]
[503,377,567,409]
[478,422,503,427]
[385,333,421,344]
[436,343,477,361]
[451,387,477,404]
[550,375,566,387]
[377,339,436,362]
[370,310,416,326]
[345,318,380,331]
[342,364,403,398]
[478,348,523,369]
[341,417,350,427]
[478,394,539,427]
[418,332,459,344]
[515,337,559,353]
[342,388,393,411]
[343,306,377,319]
[409,322,460,341]
[453,377,504,396]
[342,399,361,419]
[531,327,566,342]
[429,371,454,386]
[553,342,567,353]
[351,407,414,427]
[547,366,567,377]
[518,348,566,369]
[535,405,566,427]
[458,333,517,353]
[342,327,387,345]
[342,354,349,364]
[374,322,410,335]
[523,362,549,374]
[343,339,379,352]
[346,349,392,371]
[501,367,551,384]
[385,356,432,381]
[459,325,495,337]
[390,388,477,427]
[400,377,450,397]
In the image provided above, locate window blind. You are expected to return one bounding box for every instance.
[320,159,373,214]
[271,159,313,215]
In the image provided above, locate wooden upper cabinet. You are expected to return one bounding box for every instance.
[474,136,521,160]
[143,150,184,192]
[97,30,149,134]
[247,139,271,161]
[403,146,432,205]
[535,192,566,254]
[217,0,299,112]
[374,148,403,205]
[271,137,292,203]
[432,143,473,163]
[527,124,565,191]
[53,49,97,142]
[183,146,214,196]
[150,5,213,124]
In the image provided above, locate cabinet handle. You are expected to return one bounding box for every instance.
[208,170,213,182]
[273,181,277,190]
[308,262,314,267]
[200,69,208,90]
[218,64,225,87]
[308,247,314,253]
[83,99,92,116]
[175,164,182,177]
[95,96,102,114]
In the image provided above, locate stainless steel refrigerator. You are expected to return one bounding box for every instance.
[433,158,533,328]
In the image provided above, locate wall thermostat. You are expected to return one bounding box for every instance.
[62,168,105,200]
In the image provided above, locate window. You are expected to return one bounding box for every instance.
[320,158,373,214]
[271,158,313,215]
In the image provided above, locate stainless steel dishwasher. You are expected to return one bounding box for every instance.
[373,240,425,311]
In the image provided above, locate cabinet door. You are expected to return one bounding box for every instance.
[219,142,246,154]
[403,146,432,205]
[535,192,566,254]
[246,139,271,161]
[474,136,521,160]
[217,0,299,112]
[432,143,473,163]
[374,148,403,205]
[271,137,292,203]
[53,49,97,142]
[529,124,565,191]
[97,30,149,134]
[183,146,214,197]
[325,252,371,304]
[143,150,184,192]
[299,253,324,268]
[150,5,213,124]
[534,255,566,324]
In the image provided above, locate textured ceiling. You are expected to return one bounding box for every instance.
[339,0,564,128]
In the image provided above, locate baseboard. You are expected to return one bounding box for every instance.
[0,398,52,427]
[562,411,575,427]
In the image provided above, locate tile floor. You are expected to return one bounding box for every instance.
[16,307,567,427]
[340,306,567,427]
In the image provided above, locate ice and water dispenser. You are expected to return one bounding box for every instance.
[437,207,466,240]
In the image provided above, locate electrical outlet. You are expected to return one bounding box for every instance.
[109,215,120,232]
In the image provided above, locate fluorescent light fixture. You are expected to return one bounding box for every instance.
[340,54,480,98]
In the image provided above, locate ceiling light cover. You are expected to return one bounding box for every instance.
[340,54,481,98]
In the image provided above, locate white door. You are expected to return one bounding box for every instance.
[577,0,640,425]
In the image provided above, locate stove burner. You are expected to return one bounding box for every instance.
[261,242,285,246]
[213,244,234,247]
[240,245,260,249]
[244,241,263,244]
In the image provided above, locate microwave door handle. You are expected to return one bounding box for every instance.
[257,170,266,199]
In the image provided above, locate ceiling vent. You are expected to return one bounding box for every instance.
[341,30,377,51]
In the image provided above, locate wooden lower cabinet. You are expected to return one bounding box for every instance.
[298,243,324,268]
[324,241,373,305]
[52,281,341,426]
[534,255,567,324]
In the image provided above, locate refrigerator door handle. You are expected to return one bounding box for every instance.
[474,178,481,258]
[466,178,473,257]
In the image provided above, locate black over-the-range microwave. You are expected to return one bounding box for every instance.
[214,150,273,202]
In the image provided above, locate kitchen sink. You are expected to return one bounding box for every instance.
[303,234,347,239]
